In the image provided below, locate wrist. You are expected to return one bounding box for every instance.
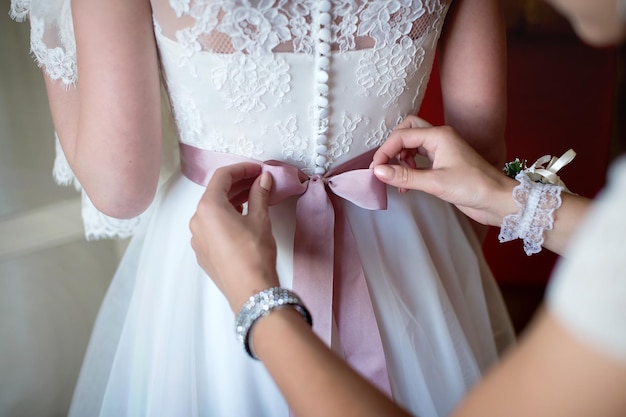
[476,173,519,228]
[234,287,312,359]
[250,307,309,360]
[229,270,281,313]
[490,177,520,227]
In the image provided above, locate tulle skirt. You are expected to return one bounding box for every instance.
[68,170,514,417]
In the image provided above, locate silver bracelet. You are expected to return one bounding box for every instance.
[235,287,313,359]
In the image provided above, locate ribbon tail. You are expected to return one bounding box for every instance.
[546,148,576,173]
[333,199,392,398]
[292,178,334,346]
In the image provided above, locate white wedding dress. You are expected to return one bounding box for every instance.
[10,1,515,416]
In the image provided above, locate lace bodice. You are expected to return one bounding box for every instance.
[153,0,448,173]
[10,0,450,237]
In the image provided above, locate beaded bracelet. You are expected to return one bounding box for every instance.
[499,149,575,255]
[235,287,313,359]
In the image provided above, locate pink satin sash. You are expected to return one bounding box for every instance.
[180,143,392,398]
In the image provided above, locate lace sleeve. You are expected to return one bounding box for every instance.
[10,0,146,240]
[10,0,77,85]
[8,0,29,22]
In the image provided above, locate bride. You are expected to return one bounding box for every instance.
[10,1,514,416]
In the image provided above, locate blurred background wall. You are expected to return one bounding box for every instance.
[0,4,123,416]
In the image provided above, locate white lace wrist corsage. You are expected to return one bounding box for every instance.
[498,149,576,255]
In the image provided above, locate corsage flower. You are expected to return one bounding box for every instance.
[503,149,576,193]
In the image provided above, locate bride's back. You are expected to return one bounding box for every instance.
[151,1,450,173]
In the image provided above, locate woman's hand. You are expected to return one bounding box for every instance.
[372,116,518,227]
[190,163,279,312]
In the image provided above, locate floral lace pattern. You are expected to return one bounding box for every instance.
[155,0,448,167]
[169,90,203,146]
[29,15,77,86]
[205,129,265,159]
[212,53,291,114]
[8,0,29,21]
[364,119,389,149]
[278,116,311,167]
[220,2,292,54]
[357,38,423,108]
[328,113,363,166]
[161,0,443,54]
[357,1,425,46]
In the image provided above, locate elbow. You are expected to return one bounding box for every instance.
[74,157,162,219]
[86,183,158,219]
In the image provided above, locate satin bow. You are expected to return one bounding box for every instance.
[525,148,576,193]
[180,144,392,398]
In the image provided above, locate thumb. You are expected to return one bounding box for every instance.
[374,164,424,190]
[247,171,272,217]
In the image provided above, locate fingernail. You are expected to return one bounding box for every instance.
[260,172,272,191]
[374,165,394,180]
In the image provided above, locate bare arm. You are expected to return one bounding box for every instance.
[438,0,507,168]
[372,120,591,256]
[44,0,162,218]
[451,309,626,417]
[253,307,410,417]
[216,293,626,417]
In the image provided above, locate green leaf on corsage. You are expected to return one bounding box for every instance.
[503,158,528,179]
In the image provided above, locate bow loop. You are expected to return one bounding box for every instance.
[261,163,309,205]
[327,169,388,210]
[526,149,576,192]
